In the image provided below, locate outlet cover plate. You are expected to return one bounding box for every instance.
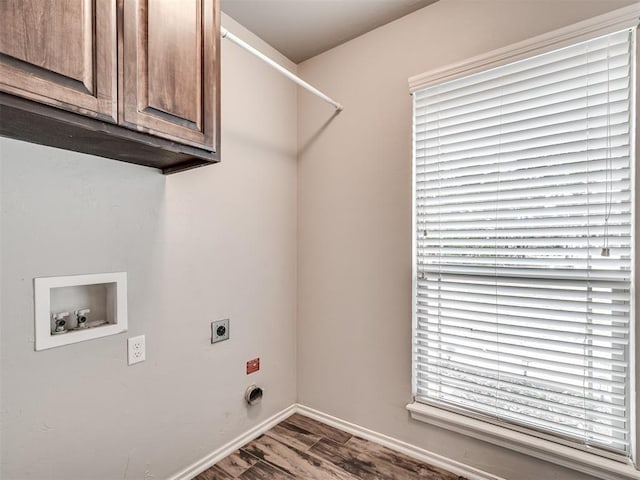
[211,319,230,344]
[128,335,146,365]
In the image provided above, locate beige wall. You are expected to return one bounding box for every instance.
[296,1,638,479]
[0,14,297,480]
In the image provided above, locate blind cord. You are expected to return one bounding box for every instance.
[602,36,613,257]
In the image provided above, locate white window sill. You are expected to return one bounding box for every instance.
[407,402,640,480]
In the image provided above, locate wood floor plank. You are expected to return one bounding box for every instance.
[215,449,260,477]
[264,421,322,452]
[194,465,235,480]
[195,416,465,480]
[241,433,358,480]
[239,460,295,480]
[347,435,420,473]
[313,437,443,480]
[346,436,464,480]
[284,414,352,444]
[308,437,381,480]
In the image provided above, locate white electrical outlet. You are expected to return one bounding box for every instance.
[127,335,146,365]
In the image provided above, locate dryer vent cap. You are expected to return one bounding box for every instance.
[245,385,263,406]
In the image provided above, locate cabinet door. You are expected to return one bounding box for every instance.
[0,0,117,121]
[123,0,219,151]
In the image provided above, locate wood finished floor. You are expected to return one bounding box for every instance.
[194,413,466,480]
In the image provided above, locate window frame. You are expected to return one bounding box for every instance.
[408,5,640,479]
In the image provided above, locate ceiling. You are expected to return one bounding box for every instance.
[221,0,439,63]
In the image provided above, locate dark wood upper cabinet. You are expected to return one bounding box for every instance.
[0,0,117,122]
[123,0,219,151]
[0,0,221,173]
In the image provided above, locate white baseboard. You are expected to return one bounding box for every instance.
[168,404,297,480]
[296,404,503,480]
[170,403,501,480]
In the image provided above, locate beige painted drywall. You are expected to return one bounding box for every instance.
[0,13,297,480]
[296,1,639,480]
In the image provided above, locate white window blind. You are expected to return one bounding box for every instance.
[413,29,635,456]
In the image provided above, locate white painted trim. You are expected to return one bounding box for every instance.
[168,404,298,480]
[632,18,640,467]
[411,89,419,406]
[34,272,128,351]
[297,404,503,480]
[408,402,640,480]
[409,3,640,92]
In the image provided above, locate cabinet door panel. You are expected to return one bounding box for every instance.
[123,0,219,151]
[0,0,117,121]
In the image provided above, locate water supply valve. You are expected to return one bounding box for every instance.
[52,312,70,335]
[74,308,90,329]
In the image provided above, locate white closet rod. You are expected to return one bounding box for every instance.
[221,27,344,112]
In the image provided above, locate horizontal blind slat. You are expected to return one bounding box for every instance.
[414,386,628,448]
[415,344,625,386]
[415,356,626,402]
[416,292,630,320]
[415,335,627,374]
[415,358,626,413]
[415,372,627,430]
